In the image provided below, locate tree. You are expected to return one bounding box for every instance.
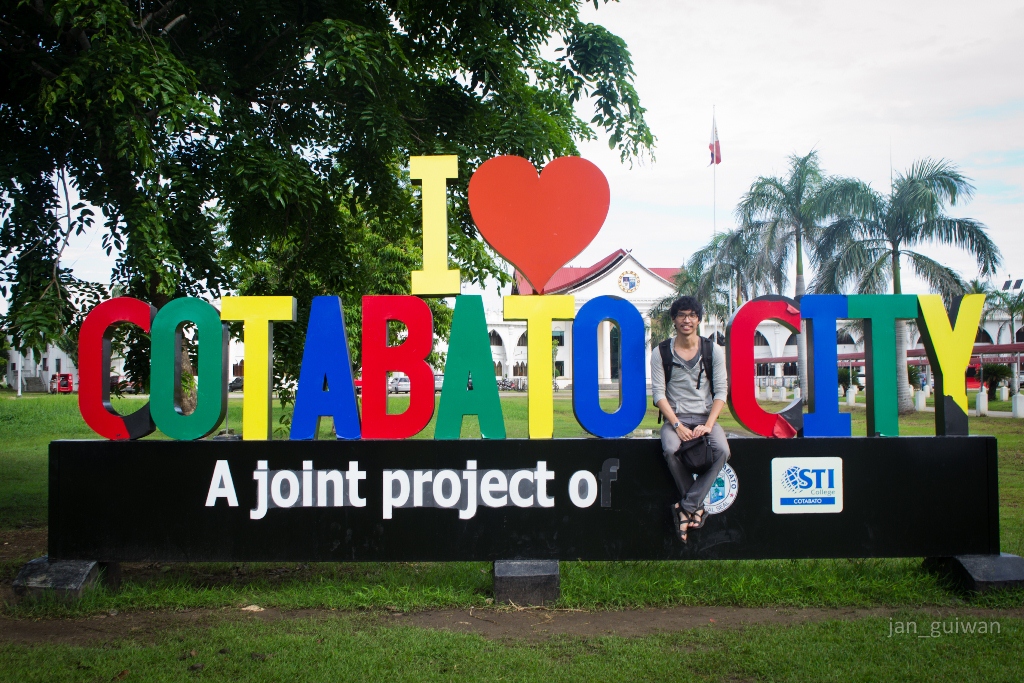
[686,228,776,322]
[987,286,1024,395]
[648,266,698,344]
[1,0,654,395]
[813,159,1001,413]
[736,150,828,391]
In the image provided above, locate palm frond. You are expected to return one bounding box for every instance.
[855,252,892,295]
[903,250,967,302]
[913,218,1002,276]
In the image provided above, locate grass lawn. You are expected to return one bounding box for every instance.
[1,391,1022,681]
[1,612,1021,683]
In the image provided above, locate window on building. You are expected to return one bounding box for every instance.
[1017,327,1024,343]
[755,363,771,376]
[552,331,564,346]
[42,358,48,371]
[517,332,528,347]
[513,362,527,376]
[233,360,245,376]
[837,331,855,345]
[754,331,770,346]
[55,358,61,373]
[609,324,620,380]
[784,333,798,347]
[976,328,993,344]
[782,362,798,376]
[489,330,502,346]
[494,362,502,376]
[555,361,564,377]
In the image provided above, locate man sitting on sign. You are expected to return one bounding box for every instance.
[651,296,730,543]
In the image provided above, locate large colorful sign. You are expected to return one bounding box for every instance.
[76,156,985,444]
[55,155,1002,566]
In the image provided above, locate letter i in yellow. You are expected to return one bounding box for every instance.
[410,156,461,296]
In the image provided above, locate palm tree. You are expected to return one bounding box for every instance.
[813,158,1001,413]
[988,287,1024,395]
[648,266,698,344]
[736,150,829,390]
[687,228,774,319]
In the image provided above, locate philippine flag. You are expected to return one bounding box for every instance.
[709,115,722,165]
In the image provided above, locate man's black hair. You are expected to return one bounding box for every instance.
[669,296,703,320]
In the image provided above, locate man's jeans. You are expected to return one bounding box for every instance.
[660,415,730,515]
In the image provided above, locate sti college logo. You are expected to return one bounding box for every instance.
[770,457,844,514]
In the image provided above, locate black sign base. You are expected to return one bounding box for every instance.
[49,436,1000,562]
[923,553,1024,593]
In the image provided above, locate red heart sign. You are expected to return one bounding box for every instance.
[468,156,610,294]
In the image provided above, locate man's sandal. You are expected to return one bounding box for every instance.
[672,503,690,543]
[688,507,707,530]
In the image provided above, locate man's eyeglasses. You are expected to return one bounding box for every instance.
[674,312,700,321]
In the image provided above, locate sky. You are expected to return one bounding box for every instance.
[59,0,1024,303]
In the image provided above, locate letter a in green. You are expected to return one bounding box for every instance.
[435,295,506,439]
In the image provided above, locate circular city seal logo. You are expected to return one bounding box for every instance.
[702,463,738,515]
[618,270,639,293]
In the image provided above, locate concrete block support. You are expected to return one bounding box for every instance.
[493,560,560,605]
[915,391,926,411]
[976,391,988,417]
[13,556,97,602]
[1013,393,1024,418]
[924,554,1024,593]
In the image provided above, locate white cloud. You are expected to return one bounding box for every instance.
[566,0,1024,293]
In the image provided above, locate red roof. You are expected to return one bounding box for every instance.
[650,268,683,283]
[514,250,681,294]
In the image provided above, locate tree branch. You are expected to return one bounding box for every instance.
[161,14,187,34]
[30,60,58,80]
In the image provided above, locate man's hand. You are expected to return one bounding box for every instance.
[691,424,712,438]
[676,423,694,441]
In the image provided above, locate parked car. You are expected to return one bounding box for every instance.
[434,374,444,392]
[354,377,363,395]
[388,376,411,394]
[228,377,244,392]
[56,373,74,394]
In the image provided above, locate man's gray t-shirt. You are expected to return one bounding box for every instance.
[650,337,728,416]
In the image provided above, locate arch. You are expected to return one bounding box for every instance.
[494,361,502,376]
[513,361,527,376]
[976,328,993,344]
[784,333,798,347]
[782,362,798,376]
[489,330,502,347]
[517,331,528,347]
[754,331,770,347]
[1017,327,1024,343]
[837,331,855,345]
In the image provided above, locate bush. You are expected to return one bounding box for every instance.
[982,363,1013,400]
[837,367,861,392]
[907,364,921,390]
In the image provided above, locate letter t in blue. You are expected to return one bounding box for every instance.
[802,294,851,437]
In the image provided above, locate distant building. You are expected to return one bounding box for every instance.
[484,250,685,387]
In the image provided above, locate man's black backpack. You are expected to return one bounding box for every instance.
[655,336,716,423]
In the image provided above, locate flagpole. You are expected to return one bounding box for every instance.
[713,105,717,235]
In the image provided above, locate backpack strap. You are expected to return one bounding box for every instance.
[655,339,676,423]
[697,336,715,392]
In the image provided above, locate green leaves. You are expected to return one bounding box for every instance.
[2,0,654,392]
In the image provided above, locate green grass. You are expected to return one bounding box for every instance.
[2,393,1024,618]
[0,613,1020,683]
